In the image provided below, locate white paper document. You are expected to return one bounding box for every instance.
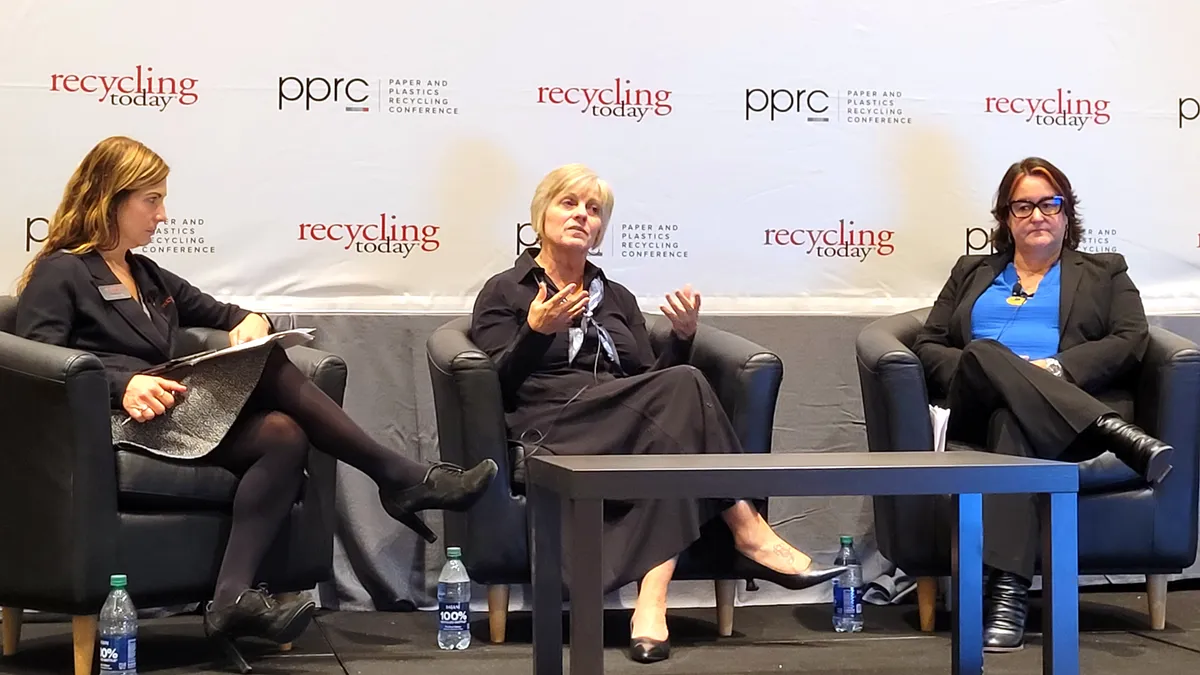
[929,405,951,452]
[142,328,316,375]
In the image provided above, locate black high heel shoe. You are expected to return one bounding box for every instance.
[629,619,671,663]
[203,587,316,673]
[379,459,499,543]
[732,553,849,591]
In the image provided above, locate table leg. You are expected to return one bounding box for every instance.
[530,484,563,675]
[1040,492,1079,675]
[951,493,984,675]
[569,499,605,675]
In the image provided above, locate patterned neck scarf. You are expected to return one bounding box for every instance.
[567,276,620,372]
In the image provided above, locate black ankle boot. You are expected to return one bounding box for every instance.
[984,571,1030,653]
[1089,415,1174,484]
[379,459,499,543]
[204,588,315,672]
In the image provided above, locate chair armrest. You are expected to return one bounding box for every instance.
[1135,326,1200,568]
[650,320,783,454]
[427,318,528,573]
[177,327,231,355]
[286,345,347,404]
[0,332,121,612]
[855,315,935,452]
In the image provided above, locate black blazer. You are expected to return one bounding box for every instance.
[913,247,1150,398]
[15,250,256,407]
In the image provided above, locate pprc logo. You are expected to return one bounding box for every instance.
[965,227,995,255]
[516,221,603,257]
[1180,98,1200,129]
[966,226,1117,254]
[25,217,48,252]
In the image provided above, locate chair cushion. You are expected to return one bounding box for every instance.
[116,450,239,510]
[1076,451,1142,494]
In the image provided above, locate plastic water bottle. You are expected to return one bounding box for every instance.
[437,547,471,650]
[832,535,864,632]
[98,574,137,674]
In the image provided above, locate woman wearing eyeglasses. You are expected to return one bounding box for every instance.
[913,156,1172,653]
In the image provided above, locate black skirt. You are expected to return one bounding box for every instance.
[511,364,744,594]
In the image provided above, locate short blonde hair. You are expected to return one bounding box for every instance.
[530,164,615,249]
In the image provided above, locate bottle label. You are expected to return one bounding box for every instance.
[99,635,137,672]
[438,602,469,632]
[834,585,862,617]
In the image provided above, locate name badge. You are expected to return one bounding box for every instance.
[97,283,133,301]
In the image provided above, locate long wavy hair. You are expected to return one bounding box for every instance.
[17,136,169,292]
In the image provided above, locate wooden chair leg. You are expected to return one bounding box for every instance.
[714,579,736,637]
[72,615,97,675]
[2,607,23,656]
[1147,574,1168,630]
[917,577,938,633]
[488,584,510,644]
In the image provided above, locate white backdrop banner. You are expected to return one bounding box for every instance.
[2,0,1199,314]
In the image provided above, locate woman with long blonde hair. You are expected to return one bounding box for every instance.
[16,136,497,666]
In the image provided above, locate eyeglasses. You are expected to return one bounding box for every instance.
[1007,196,1064,218]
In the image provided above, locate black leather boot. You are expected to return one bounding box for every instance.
[1088,415,1174,484]
[379,459,498,543]
[984,571,1030,653]
[204,588,316,672]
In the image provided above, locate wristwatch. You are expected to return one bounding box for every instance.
[1044,358,1064,378]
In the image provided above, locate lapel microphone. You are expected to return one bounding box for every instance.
[1011,281,1033,299]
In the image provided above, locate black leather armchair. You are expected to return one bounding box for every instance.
[426,316,783,643]
[0,296,344,675]
[856,307,1200,632]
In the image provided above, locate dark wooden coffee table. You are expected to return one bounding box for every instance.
[526,450,1079,675]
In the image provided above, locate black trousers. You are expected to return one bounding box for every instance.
[946,340,1114,580]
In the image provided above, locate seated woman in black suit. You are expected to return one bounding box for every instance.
[15,136,497,661]
[470,163,847,664]
[914,156,1173,652]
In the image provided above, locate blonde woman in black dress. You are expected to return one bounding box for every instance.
[470,164,847,663]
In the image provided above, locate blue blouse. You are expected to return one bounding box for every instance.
[970,261,1061,360]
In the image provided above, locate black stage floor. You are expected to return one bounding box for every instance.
[4,587,1200,674]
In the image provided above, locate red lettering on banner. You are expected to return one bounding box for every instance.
[49,65,200,107]
[298,216,442,253]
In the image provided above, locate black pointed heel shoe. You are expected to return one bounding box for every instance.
[203,587,316,673]
[984,571,1030,653]
[379,459,499,543]
[629,618,670,663]
[629,636,671,663]
[732,554,849,591]
[1089,415,1174,484]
